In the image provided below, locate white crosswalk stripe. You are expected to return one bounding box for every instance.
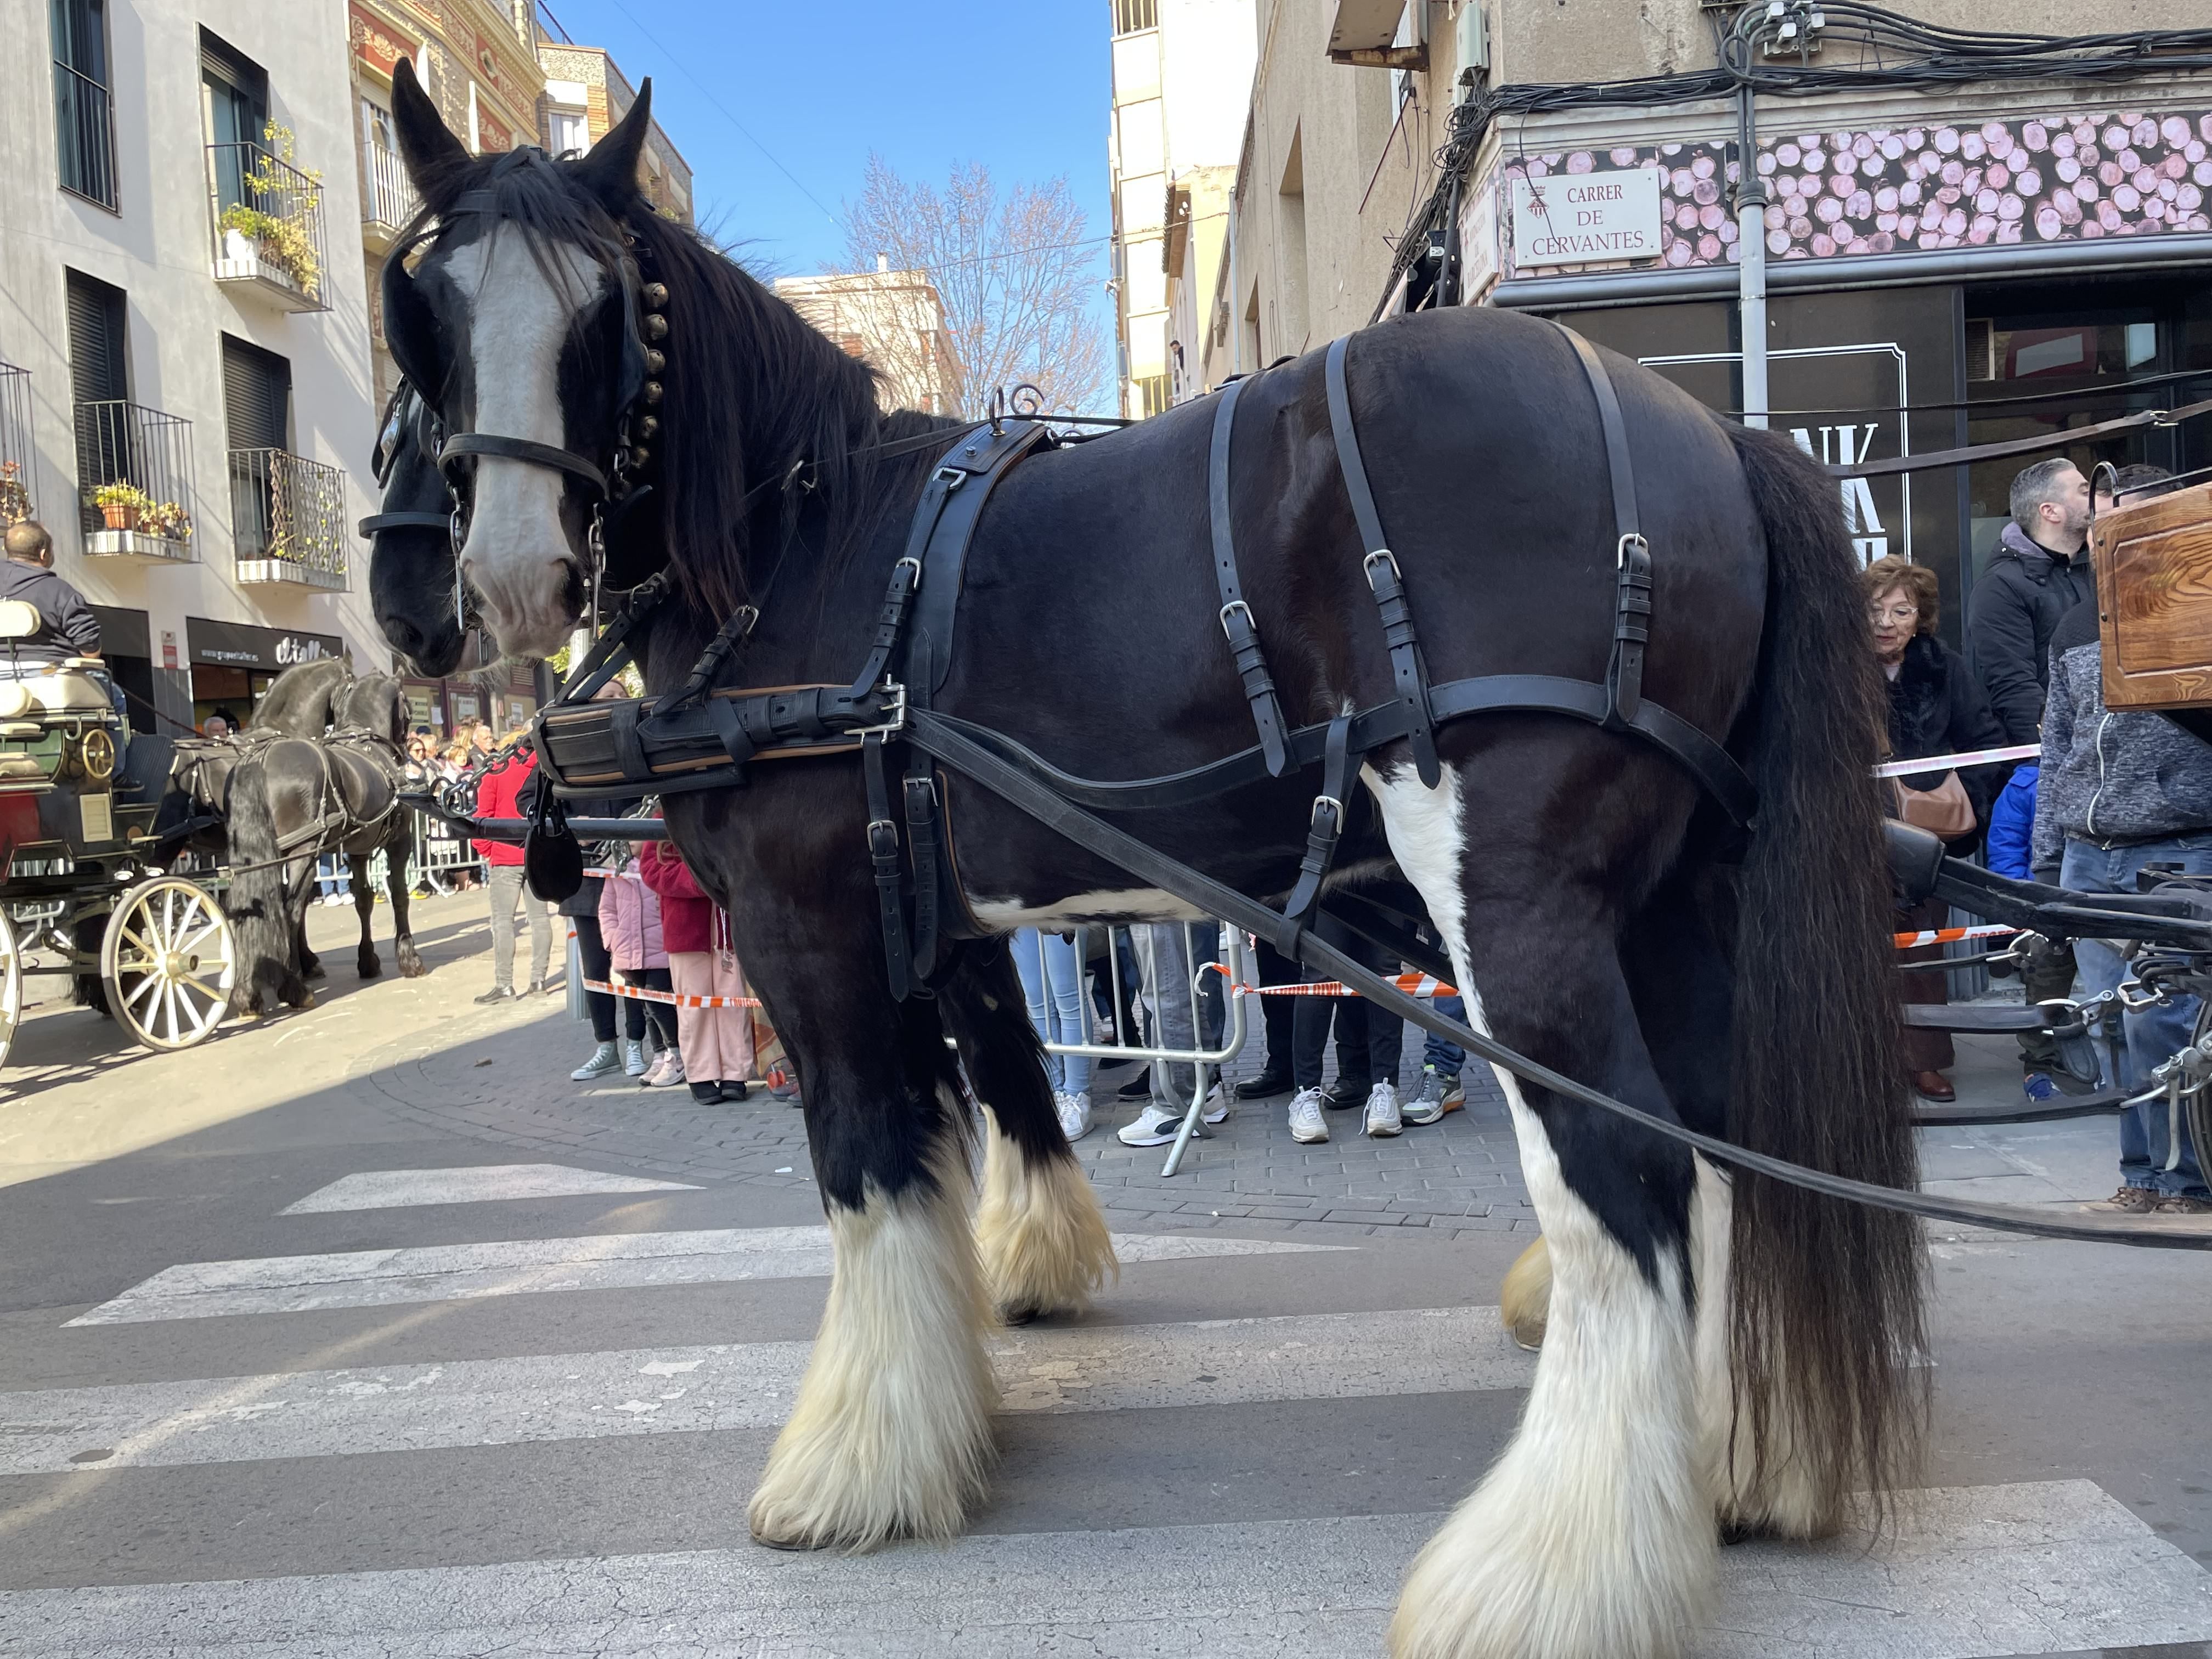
[65,1227,1348,1325]
[1,1306,1530,1473]
[0,1482,2205,1658]
[279,1164,702,1214]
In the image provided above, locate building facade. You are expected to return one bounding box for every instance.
[774,263,962,416]
[1213,0,2212,645]
[1108,0,1257,419]
[536,43,693,223]
[7,0,388,735]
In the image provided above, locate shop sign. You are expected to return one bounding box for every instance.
[188,617,347,672]
[161,630,178,670]
[1510,168,1663,266]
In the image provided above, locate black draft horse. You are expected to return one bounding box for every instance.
[225,668,425,1014]
[377,64,1922,1658]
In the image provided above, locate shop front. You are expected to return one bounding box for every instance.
[88,605,154,735]
[187,617,348,730]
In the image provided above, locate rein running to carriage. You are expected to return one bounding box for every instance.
[439,302,2209,1252]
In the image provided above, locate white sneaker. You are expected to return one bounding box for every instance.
[1288,1086,1329,1144]
[622,1039,648,1077]
[1116,1087,1229,1147]
[1056,1091,1094,1143]
[641,1049,686,1088]
[1364,1080,1403,1138]
[571,1041,620,1081]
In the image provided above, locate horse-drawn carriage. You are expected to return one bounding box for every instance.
[0,601,236,1070]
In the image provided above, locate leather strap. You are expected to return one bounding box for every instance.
[1552,325,1650,729]
[1280,713,1352,928]
[862,732,910,1002]
[357,510,450,535]
[906,421,1051,706]
[1208,380,1290,777]
[905,761,943,978]
[439,432,610,496]
[1325,335,1441,789]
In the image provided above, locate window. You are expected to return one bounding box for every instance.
[1111,0,1157,35]
[51,0,117,209]
[548,108,589,156]
[201,31,269,220]
[221,335,290,453]
[66,269,128,530]
[1135,374,1171,417]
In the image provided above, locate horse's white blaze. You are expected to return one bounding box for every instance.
[1368,764,1713,1659]
[447,234,604,659]
[975,1107,1119,1321]
[967,888,1208,929]
[746,1106,995,1550]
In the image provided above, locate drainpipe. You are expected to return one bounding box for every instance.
[1735,81,1769,429]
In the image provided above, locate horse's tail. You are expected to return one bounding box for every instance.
[1720,420,1926,1527]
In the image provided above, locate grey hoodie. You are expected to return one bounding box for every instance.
[2030,599,2212,873]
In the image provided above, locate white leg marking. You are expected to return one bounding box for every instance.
[1370,764,1715,1659]
[974,1107,1119,1322]
[747,1120,996,1550]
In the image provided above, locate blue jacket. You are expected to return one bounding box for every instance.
[1986,764,2038,879]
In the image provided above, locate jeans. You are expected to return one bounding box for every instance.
[2058,834,2212,1197]
[487,864,552,991]
[1424,994,1466,1075]
[1248,939,1299,1077]
[623,966,678,1047]
[1133,923,1224,1107]
[1290,912,1404,1091]
[573,911,643,1042]
[1011,929,1093,1097]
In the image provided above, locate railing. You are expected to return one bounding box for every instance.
[360,138,418,235]
[75,401,195,553]
[206,142,329,309]
[0,365,33,527]
[53,61,118,211]
[228,448,347,586]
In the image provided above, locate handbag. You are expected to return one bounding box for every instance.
[1890,770,1976,840]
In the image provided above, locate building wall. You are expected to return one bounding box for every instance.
[537,45,695,224]
[1166,164,1237,402]
[773,269,961,416]
[2,0,386,732]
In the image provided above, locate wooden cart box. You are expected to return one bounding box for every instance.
[2089,478,2212,712]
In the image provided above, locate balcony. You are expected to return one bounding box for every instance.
[53,61,119,211]
[360,133,418,253]
[76,401,196,564]
[228,448,347,589]
[0,365,34,529]
[207,142,329,313]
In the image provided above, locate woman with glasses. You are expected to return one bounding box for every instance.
[1865,555,2005,1104]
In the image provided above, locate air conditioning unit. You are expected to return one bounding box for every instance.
[1329,0,1425,69]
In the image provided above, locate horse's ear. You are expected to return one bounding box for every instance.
[390,57,471,216]
[574,78,652,211]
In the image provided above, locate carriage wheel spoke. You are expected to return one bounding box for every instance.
[125,970,162,1013]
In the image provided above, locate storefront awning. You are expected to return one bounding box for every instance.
[187,617,346,672]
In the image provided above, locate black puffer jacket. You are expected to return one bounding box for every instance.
[1965,522,2094,744]
[1886,632,2008,836]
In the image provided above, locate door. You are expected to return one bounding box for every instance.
[201,32,267,219]
[51,0,115,206]
[65,269,128,529]
[222,335,290,557]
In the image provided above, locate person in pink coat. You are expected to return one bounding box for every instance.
[597,851,679,1084]
[640,840,754,1103]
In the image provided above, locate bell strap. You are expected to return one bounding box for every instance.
[439,431,610,496]
[1280,712,1353,929]
[1208,379,1290,777]
[1324,335,1441,789]
[1552,325,1650,730]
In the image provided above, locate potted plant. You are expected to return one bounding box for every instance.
[143,500,193,544]
[0,461,29,527]
[217,122,323,301]
[93,482,151,532]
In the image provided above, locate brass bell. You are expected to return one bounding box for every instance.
[637,415,659,438]
[629,444,650,467]
[643,283,669,307]
[642,380,663,403]
[644,314,669,341]
[644,348,665,374]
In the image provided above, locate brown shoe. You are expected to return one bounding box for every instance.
[1909,1070,1956,1103]
[2092,1186,2162,1212]
[2152,1194,2212,1215]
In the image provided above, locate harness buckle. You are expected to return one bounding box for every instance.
[1310,793,1344,828]
[933,465,967,491]
[893,555,923,588]
[1218,599,1254,636]
[854,680,909,738]
[1617,532,1650,569]
[865,819,900,860]
[1362,549,1401,583]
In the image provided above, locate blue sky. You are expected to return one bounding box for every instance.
[538,0,1115,288]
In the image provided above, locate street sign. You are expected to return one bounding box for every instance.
[1510,168,1663,267]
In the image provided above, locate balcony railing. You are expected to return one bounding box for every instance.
[207,142,329,313]
[0,365,34,528]
[229,448,348,589]
[360,136,418,246]
[76,401,195,562]
[53,61,118,211]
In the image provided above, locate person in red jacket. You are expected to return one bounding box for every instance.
[469,741,552,1003]
[639,839,753,1103]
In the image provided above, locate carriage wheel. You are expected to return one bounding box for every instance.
[101,878,236,1051]
[0,910,20,1073]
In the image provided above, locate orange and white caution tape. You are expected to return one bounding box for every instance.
[582,975,761,1009]
[1874,742,2040,778]
[1894,922,2019,949]
[1207,966,1460,999]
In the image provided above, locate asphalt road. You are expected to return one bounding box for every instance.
[0,890,2208,1657]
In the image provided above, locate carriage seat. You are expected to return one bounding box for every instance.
[0,661,117,719]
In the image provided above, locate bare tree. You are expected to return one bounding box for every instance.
[833,155,1108,417]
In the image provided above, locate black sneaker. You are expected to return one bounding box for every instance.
[720,1080,749,1102]
[689,1080,724,1104]
[473,986,514,1005]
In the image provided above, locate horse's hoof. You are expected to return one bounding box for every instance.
[749,1529,836,1553]
[398,961,427,979]
[303,963,327,983]
[292,990,317,1011]
[359,960,381,981]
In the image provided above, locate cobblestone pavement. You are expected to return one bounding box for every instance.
[363,1002,1542,1241]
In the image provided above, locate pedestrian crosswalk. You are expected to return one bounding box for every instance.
[6,1159,2212,1659]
